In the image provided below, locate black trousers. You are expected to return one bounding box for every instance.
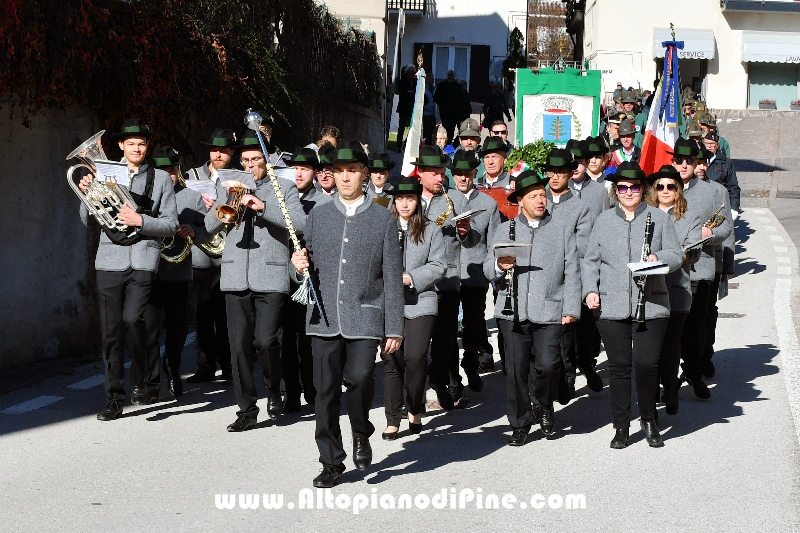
[430,291,460,388]
[705,273,722,368]
[459,285,490,375]
[440,115,458,144]
[225,290,285,418]
[312,336,381,468]
[497,316,513,372]
[597,317,668,428]
[397,113,412,147]
[423,115,436,145]
[192,267,230,374]
[144,280,189,376]
[282,296,315,404]
[382,315,436,426]
[505,321,562,429]
[575,304,600,369]
[681,280,712,381]
[659,312,687,393]
[96,268,156,401]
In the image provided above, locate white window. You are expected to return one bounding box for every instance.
[433,45,471,86]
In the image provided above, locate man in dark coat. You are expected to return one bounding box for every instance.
[395,65,418,153]
[434,70,463,143]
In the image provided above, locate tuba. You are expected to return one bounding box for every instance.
[66,131,142,244]
[198,232,225,259]
[161,236,192,263]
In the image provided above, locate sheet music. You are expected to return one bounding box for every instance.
[627,261,669,275]
[493,242,532,259]
[184,179,218,199]
[95,159,131,188]
[217,169,256,190]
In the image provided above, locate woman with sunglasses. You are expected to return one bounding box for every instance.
[645,165,703,416]
[582,161,683,449]
[381,176,447,440]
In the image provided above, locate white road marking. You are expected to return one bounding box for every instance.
[774,278,800,449]
[2,396,64,415]
[772,235,785,242]
[775,246,789,253]
[67,375,106,390]
[759,217,771,223]
[777,257,791,263]
[753,209,765,214]
[778,267,791,276]
[765,226,777,232]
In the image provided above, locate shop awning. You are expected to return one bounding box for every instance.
[653,28,715,60]
[743,31,800,63]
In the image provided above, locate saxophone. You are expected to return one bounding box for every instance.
[704,204,725,229]
[435,193,455,227]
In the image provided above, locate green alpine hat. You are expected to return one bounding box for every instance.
[111,118,152,141]
[386,175,423,196]
[287,147,321,168]
[410,145,451,168]
[608,161,646,182]
[318,144,335,166]
[368,152,396,170]
[586,135,609,155]
[151,146,180,169]
[231,130,263,151]
[569,140,591,159]
[479,137,508,158]
[507,170,549,202]
[618,119,636,136]
[330,140,369,166]
[645,164,681,184]
[669,137,700,158]
[620,91,638,104]
[545,148,576,169]
[200,128,237,148]
[449,150,480,171]
[696,147,715,161]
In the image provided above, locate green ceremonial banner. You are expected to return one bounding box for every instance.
[515,67,602,148]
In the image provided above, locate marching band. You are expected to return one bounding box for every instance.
[70,107,738,487]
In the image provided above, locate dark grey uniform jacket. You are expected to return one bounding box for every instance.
[665,207,703,313]
[80,162,178,272]
[582,203,684,321]
[302,199,405,340]
[684,177,733,282]
[401,221,447,319]
[156,185,211,282]
[475,170,512,189]
[484,213,581,324]
[570,174,612,212]
[450,188,501,288]
[366,181,394,200]
[184,163,220,270]
[288,185,333,287]
[422,192,480,292]
[205,176,306,293]
[703,177,736,275]
[547,190,596,260]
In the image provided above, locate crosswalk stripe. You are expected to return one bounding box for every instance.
[2,396,64,415]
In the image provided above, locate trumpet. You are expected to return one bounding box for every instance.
[215,185,246,227]
[704,204,725,229]
[66,130,142,244]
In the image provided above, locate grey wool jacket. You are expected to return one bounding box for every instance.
[683,177,733,282]
[484,213,582,324]
[664,207,703,313]
[422,192,480,292]
[301,198,405,340]
[581,202,684,321]
[450,187,501,288]
[205,176,306,293]
[366,181,394,199]
[287,185,333,287]
[80,162,178,272]
[156,185,211,282]
[570,174,612,212]
[546,189,596,259]
[184,163,220,270]
[703,177,736,275]
[401,220,447,319]
[475,170,512,190]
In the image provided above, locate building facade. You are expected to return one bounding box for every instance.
[582,0,800,109]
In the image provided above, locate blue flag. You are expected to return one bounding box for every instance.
[659,41,684,128]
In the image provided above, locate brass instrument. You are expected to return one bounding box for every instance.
[199,232,225,259]
[633,213,654,323]
[66,130,142,243]
[215,185,246,227]
[435,193,455,227]
[704,204,725,229]
[161,236,192,263]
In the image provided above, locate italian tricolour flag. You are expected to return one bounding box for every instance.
[639,80,680,175]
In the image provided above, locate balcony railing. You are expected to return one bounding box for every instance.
[387,0,426,13]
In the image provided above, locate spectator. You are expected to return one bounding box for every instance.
[423,75,436,145]
[434,70,463,145]
[318,125,340,148]
[482,83,511,130]
[395,65,417,153]
[458,80,472,131]
[489,120,513,154]
[613,82,623,100]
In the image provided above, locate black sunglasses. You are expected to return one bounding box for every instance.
[492,130,508,135]
[673,157,696,165]
[656,183,678,192]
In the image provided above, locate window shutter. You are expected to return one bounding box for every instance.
[469,45,491,103]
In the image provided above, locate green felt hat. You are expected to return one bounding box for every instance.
[545,148,577,169]
[645,164,681,184]
[479,137,508,158]
[449,150,480,171]
[151,146,180,169]
[111,118,152,141]
[368,152,396,170]
[410,145,451,168]
[287,147,321,168]
[608,161,646,182]
[200,128,237,148]
[330,140,369,166]
[386,175,423,195]
[669,137,700,158]
[586,136,609,155]
[507,170,549,202]
[231,130,264,151]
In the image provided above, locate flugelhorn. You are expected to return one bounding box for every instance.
[66,130,142,244]
[215,185,246,227]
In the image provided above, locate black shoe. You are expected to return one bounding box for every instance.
[167,368,183,399]
[430,383,455,411]
[581,365,604,392]
[703,360,716,379]
[304,393,316,406]
[400,403,408,418]
[226,416,256,432]
[284,399,302,413]
[449,383,464,403]
[478,361,496,374]
[508,428,530,446]
[640,419,664,447]
[352,434,372,471]
[313,465,343,488]
[97,399,123,421]
[540,406,556,437]
[382,429,398,441]
[529,404,543,425]
[267,396,284,419]
[409,422,423,435]
[220,369,233,381]
[466,371,483,392]
[131,386,159,405]
[186,368,216,383]
[665,385,679,415]
[610,428,630,449]
[686,375,711,400]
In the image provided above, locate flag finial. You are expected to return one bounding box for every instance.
[670,22,675,41]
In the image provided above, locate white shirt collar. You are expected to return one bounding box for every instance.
[399,219,408,230]
[374,185,383,194]
[551,194,561,204]
[528,219,540,229]
[341,195,366,216]
[572,179,584,190]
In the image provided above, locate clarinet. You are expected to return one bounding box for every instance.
[633,213,654,322]
[501,219,516,316]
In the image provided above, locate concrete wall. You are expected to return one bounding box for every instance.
[323,0,388,64]
[583,0,800,109]
[320,97,387,153]
[0,106,98,370]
